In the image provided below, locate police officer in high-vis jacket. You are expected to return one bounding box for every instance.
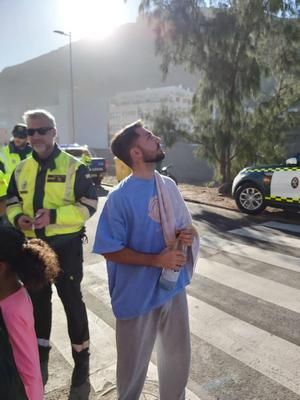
[6,109,98,388]
[0,124,32,183]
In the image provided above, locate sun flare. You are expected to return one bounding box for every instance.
[58,0,129,40]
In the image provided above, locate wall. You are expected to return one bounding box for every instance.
[163,142,214,184]
[94,141,214,184]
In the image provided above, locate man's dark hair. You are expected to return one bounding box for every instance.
[111,120,143,167]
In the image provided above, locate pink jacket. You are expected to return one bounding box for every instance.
[0,287,43,400]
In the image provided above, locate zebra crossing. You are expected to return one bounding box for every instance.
[45,221,300,400]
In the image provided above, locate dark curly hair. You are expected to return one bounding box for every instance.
[0,226,59,290]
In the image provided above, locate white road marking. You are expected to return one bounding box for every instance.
[196,258,300,313]
[188,295,300,395]
[230,226,300,249]
[201,236,300,272]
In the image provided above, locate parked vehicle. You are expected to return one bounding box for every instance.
[232,154,300,214]
[60,144,107,187]
[161,164,178,185]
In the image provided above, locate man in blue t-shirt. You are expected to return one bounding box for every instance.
[93,120,198,400]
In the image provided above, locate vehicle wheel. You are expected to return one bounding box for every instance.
[235,183,266,215]
[168,174,178,185]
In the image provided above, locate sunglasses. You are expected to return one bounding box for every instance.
[27,127,53,136]
[13,132,28,139]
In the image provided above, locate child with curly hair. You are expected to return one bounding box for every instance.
[0,226,59,400]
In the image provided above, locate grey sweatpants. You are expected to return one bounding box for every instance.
[116,290,190,400]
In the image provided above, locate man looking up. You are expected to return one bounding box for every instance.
[0,124,32,182]
[93,120,199,400]
[6,109,98,388]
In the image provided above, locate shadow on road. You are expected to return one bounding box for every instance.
[192,209,248,234]
[193,206,300,233]
[192,207,300,249]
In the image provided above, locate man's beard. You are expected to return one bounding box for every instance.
[31,142,53,157]
[143,149,165,164]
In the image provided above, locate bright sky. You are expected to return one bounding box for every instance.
[0,0,140,72]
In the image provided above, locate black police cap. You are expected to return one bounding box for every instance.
[12,124,28,138]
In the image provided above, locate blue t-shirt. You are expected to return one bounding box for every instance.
[93,175,190,319]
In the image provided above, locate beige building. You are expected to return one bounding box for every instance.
[108,86,193,139]
[107,85,215,183]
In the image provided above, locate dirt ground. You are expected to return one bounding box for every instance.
[102,175,237,211]
[179,182,237,210]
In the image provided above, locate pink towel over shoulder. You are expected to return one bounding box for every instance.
[155,171,200,277]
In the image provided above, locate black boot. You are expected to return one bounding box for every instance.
[39,345,51,386]
[71,348,90,387]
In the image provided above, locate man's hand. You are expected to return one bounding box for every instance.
[17,215,34,230]
[158,248,187,269]
[33,209,51,229]
[176,227,196,247]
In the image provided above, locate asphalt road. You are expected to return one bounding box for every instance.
[45,186,300,400]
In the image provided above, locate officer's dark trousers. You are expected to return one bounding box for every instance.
[29,235,89,348]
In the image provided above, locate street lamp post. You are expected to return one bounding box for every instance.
[53,30,76,143]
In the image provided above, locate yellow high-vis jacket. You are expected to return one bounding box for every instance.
[0,170,7,199]
[6,145,98,238]
[0,142,32,182]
